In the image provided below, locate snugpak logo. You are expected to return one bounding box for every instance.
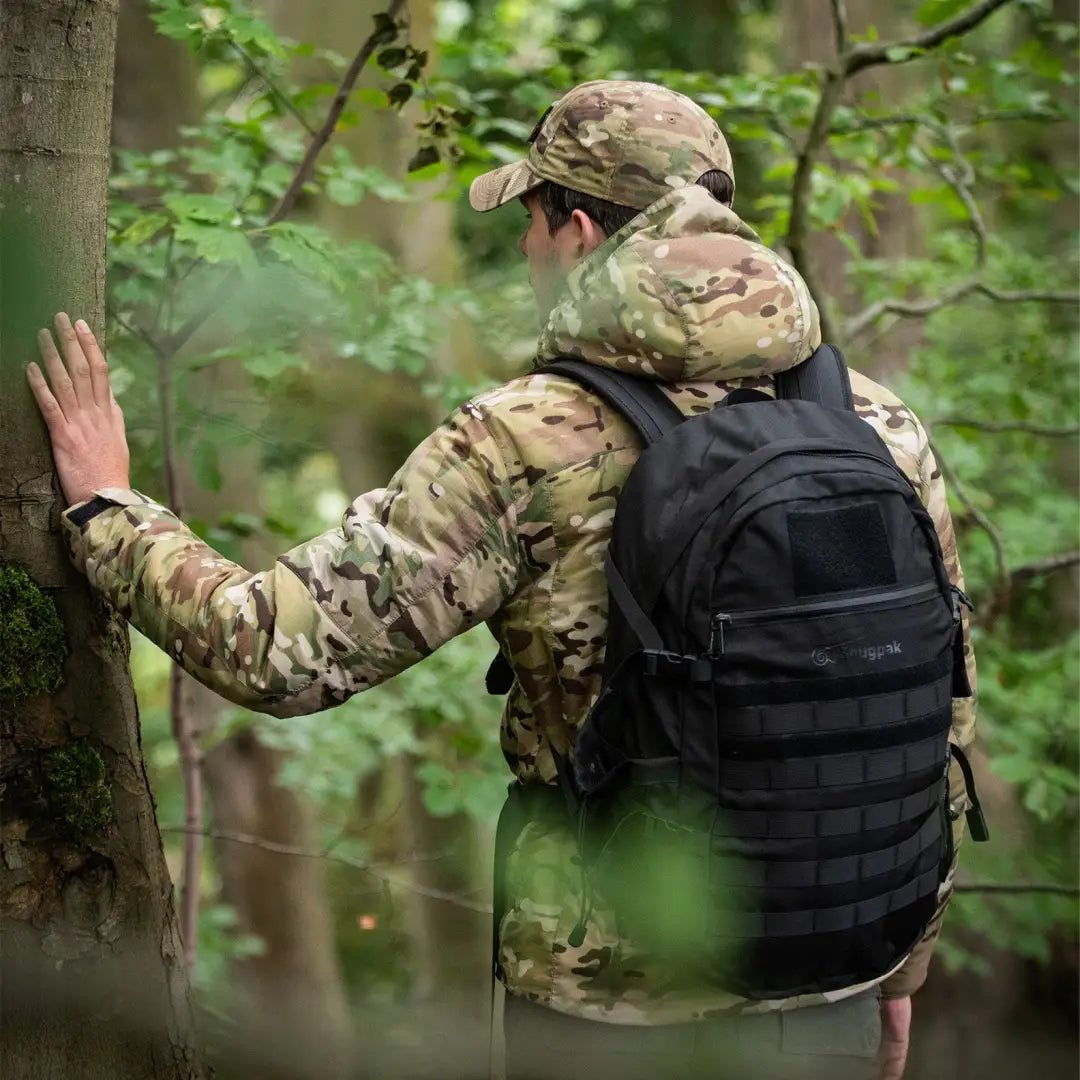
[812,641,903,667]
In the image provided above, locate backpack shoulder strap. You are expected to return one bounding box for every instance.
[537,358,684,446]
[774,343,855,412]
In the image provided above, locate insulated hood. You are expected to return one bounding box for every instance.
[536,186,822,383]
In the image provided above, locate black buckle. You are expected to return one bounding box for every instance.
[642,650,713,683]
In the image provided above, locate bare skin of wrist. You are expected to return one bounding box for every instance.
[874,995,912,1080]
[25,312,131,507]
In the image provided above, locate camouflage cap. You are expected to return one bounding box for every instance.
[469,79,734,214]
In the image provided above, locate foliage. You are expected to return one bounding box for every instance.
[113,0,1077,1001]
[0,564,67,702]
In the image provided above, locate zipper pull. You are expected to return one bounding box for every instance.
[708,614,731,658]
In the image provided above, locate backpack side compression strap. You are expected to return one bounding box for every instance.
[537,359,684,445]
[775,344,855,412]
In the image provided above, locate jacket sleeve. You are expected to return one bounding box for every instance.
[881,428,978,999]
[61,402,521,718]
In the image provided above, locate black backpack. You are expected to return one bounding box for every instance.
[490,346,988,1001]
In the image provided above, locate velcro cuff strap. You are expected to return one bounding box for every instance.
[66,495,120,529]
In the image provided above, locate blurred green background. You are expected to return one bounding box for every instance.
[104,0,1077,1076]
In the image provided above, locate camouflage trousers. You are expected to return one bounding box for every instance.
[504,988,882,1080]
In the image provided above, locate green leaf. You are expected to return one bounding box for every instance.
[115,213,170,246]
[916,0,973,26]
[165,193,238,225]
[241,349,307,380]
[885,45,923,63]
[173,221,258,277]
[266,222,348,291]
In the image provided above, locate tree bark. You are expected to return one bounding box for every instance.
[0,2,205,1077]
[264,0,491,1037]
[780,0,925,376]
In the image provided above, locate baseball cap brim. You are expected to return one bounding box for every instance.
[469,159,545,212]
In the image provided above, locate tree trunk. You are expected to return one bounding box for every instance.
[0,2,205,1077]
[263,0,491,1035]
[779,0,925,376]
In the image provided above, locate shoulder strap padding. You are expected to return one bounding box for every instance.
[774,344,854,411]
[536,359,684,446]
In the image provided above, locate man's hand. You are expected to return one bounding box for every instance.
[874,995,912,1080]
[26,313,131,507]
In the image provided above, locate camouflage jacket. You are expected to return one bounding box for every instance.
[64,186,976,1023]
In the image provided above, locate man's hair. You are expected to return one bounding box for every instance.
[535,170,734,237]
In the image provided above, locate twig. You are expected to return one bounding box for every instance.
[267,0,407,227]
[929,436,1008,593]
[171,672,203,980]
[230,40,318,138]
[154,322,204,977]
[829,0,850,55]
[161,825,492,914]
[832,107,1062,135]
[975,284,1078,305]
[1011,550,1080,582]
[843,0,1016,77]
[843,283,1079,341]
[787,70,847,343]
[933,418,1080,438]
[840,119,1079,342]
[785,0,1017,338]
[163,0,409,359]
[954,882,1080,897]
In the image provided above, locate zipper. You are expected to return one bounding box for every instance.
[708,580,941,655]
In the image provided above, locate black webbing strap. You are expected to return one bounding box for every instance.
[949,744,991,842]
[714,677,953,740]
[724,809,942,891]
[485,650,515,695]
[706,778,947,840]
[713,730,949,791]
[537,359,684,446]
[775,343,855,412]
[604,549,665,652]
[720,865,942,940]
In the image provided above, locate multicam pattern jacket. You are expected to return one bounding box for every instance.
[64,186,976,1023]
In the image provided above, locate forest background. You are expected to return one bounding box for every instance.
[1,0,1078,1077]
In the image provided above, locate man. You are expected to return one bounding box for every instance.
[28,81,975,1080]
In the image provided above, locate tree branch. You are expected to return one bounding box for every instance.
[933,417,1080,438]
[832,107,1063,135]
[954,881,1080,897]
[829,0,850,55]
[1011,550,1080,582]
[975,284,1079,305]
[843,282,1079,341]
[840,120,1078,343]
[929,436,1009,593]
[161,825,492,914]
[266,0,407,228]
[230,40,318,139]
[162,0,409,359]
[785,0,1018,337]
[844,0,1016,76]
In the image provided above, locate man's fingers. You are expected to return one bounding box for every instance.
[37,327,77,418]
[74,317,111,407]
[26,361,67,435]
[54,312,95,408]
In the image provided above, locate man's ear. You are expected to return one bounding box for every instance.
[570,208,606,256]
